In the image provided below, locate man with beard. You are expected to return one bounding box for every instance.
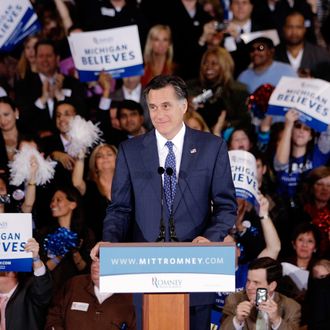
[275,12,330,77]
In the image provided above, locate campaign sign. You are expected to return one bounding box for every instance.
[99,243,235,293]
[68,25,144,82]
[268,77,330,132]
[0,213,32,272]
[0,0,40,52]
[229,150,259,209]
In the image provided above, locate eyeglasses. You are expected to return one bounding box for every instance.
[249,44,266,53]
[294,122,312,131]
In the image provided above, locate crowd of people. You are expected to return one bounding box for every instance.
[1,0,330,329]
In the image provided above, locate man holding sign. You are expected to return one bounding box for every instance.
[0,238,52,329]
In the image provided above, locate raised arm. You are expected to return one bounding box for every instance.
[274,109,299,166]
[257,194,281,259]
[21,156,38,213]
[72,150,87,195]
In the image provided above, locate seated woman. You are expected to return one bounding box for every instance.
[187,47,250,132]
[38,185,95,292]
[72,143,117,241]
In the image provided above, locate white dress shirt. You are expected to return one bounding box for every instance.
[155,124,186,180]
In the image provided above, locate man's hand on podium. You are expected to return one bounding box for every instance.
[192,236,210,243]
[90,241,106,261]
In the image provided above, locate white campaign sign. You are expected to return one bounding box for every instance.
[0,213,32,271]
[68,25,144,81]
[0,1,30,47]
[268,77,330,131]
[229,150,259,208]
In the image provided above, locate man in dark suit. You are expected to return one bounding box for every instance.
[91,75,237,329]
[221,257,301,330]
[0,238,52,330]
[15,40,87,137]
[275,11,330,76]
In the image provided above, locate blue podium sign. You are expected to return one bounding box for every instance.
[99,243,235,293]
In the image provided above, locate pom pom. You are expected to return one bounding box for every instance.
[67,115,103,157]
[247,84,275,119]
[43,227,79,257]
[9,145,56,186]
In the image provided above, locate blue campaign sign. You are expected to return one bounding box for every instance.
[0,1,40,52]
[99,243,236,293]
[268,77,330,132]
[68,25,144,82]
[0,213,33,272]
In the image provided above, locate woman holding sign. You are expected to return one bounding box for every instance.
[274,109,330,252]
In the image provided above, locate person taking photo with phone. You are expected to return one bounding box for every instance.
[220,257,301,330]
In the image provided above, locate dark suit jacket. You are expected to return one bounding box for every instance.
[14,72,87,134]
[103,127,237,306]
[275,41,330,72]
[103,126,236,243]
[5,271,52,330]
[221,291,301,330]
[45,274,136,330]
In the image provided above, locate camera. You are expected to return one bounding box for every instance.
[0,194,11,204]
[214,21,228,32]
[256,288,267,306]
[192,89,213,106]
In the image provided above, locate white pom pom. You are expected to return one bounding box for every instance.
[66,115,103,157]
[9,145,56,186]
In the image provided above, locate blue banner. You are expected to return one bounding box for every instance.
[100,245,235,276]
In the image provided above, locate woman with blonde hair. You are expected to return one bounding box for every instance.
[141,24,175,86]
[72,143,117,240]
[187,47,250,133]
[184,111,210,132]
[16,35,39,80]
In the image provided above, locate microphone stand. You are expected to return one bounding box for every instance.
[166,167,178,242]
[156,167,166,242]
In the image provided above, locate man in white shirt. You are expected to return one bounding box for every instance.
[91,75,237,330]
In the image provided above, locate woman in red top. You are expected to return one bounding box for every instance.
[141,25,175,86]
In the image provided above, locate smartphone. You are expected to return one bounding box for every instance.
[256,288,267,306]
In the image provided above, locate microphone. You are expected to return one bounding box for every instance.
[156,167,166,242]
[165,167,178,242]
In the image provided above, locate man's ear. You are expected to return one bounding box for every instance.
[269,280,277,293]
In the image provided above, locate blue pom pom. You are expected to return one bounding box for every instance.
[44,227,79,257]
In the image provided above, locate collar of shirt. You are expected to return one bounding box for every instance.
[155,124,186,178]
[287,48,304,71]
[238,19,252,35]
[93,285,113,304]
[60,134,71,152]
[122,84,142,103]
[39,73,56,85]
[0,283,18,301]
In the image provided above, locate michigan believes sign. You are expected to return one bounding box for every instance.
[68,25,143,82]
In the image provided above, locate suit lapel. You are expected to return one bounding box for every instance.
[173,127,199,212]
[141,130,162,204]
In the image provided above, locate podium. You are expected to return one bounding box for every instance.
[143,293,189,329]
[99,242,235,329]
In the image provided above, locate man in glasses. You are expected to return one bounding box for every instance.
[238,37,297,93]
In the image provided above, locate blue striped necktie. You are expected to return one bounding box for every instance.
[164,141,176,213]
